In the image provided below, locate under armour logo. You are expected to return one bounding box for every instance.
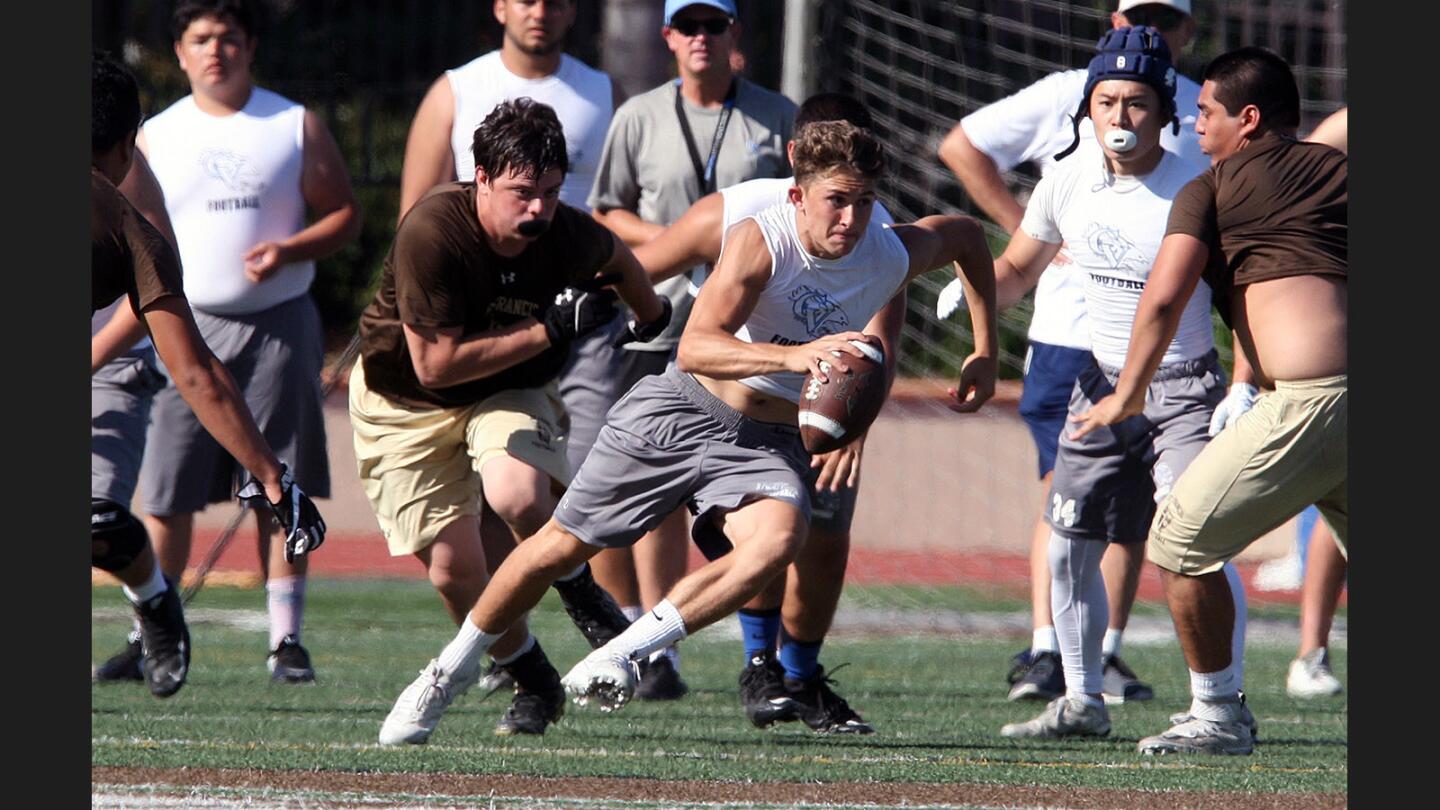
[500,272,516,284]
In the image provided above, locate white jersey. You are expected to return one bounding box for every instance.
[143,88,313,316]
[961,68,1207,351]
[700,177,897,295]
[1020,150,1212,369]
[735,202,911,402]
[448,51,613,211]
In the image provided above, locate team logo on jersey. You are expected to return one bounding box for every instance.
[789,285,849,338]
[198,148,266,195]
[499,272,516,284]
[1083,223,1146,271]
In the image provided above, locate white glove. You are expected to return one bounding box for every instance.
[936,277,967,319]
[1208,382,1258,437]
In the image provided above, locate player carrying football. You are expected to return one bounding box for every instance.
[378,119,998,744]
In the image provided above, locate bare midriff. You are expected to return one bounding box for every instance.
[1234,273,1347,387]
[695,373,801,425]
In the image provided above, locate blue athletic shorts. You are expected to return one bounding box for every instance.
[1017,342,1094,479]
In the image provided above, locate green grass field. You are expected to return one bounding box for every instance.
[92,579,1346,806]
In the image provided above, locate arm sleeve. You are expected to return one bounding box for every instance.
[960,71,1078,172]
[124,202,186,315]
[390,213,468,329]
[1165,172,1220,243]
[587,100,644,213]
[1017,173,1063,244]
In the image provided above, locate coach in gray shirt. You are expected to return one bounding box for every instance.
[586,0,797,700]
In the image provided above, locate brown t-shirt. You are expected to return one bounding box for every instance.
[359,182,617,409]
[91,168,186,316]
[1166,132,1347,326]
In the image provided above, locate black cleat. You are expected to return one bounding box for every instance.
[268,635,316,683]
[739,651,799,728]
[551,564,632,649]
[136,580,190,698]
[495,641,565,736]
[635,654,690,701]
[1008,650,1064,702]
[783,665,874,735]
[94,631,145,683]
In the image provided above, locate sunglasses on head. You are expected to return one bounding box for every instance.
[670,17,731,36]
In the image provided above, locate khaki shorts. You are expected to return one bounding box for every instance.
[348,362,570,556]
[1148,375,1347,575]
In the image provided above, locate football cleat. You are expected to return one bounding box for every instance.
[552,564,632,649]
[562,649,638,713]
[1008,650,1065,702]
[1001,695,1111,739]
[267,635,316,684]
[1141,698,1255,755]
[1287,648,1343,698]
[378,658,481,745]
[135,580,190,699]
[738,651,800,728]
[783,665,874,734]
[635,654,689,701]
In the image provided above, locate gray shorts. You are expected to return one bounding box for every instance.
[554,366,812,561]
[1045,351,1225,544]
[92,349,166,504]
[555,317,628,474]
[140,294,330,515]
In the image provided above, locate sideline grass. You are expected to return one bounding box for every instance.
[92,579,1346,796]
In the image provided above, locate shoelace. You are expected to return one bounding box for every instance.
[806,664,859,721]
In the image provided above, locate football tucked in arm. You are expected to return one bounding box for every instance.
[797,336,887,454]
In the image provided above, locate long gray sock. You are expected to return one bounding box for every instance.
[1048,532,1108,698]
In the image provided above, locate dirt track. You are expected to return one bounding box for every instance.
[93,766,1345,809]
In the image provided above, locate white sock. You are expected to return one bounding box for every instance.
[598,599,687,662]
[621,606,644,623]
[1048,532,1108,696]
[1223,562,1248,689]
[1032,626,1059,654]
[491,634,536,666]
[1102,628,1123,659]
[123,562,168,605]
[437,614,503,675]
[266,575,306,650]
[1188,666,1239,720]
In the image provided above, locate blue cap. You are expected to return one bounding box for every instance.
[664,0,737,26]
[1082,26,1177,109]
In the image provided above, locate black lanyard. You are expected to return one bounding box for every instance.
[674,79,738,195]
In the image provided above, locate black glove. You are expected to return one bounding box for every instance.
[237,464,327,563]
[613,296,673,348]
[541,273,621,346]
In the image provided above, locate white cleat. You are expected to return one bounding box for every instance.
[1287,648,1343,698]
[561,650,638,713]
[1000,695,1111,739]
[378,658,480,745]
[1142,699,1256,756]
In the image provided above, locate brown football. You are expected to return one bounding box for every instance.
[797,336,887,454]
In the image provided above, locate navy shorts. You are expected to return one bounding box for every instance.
[1017,342,1094,478]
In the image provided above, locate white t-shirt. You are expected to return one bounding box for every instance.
[143,88,314,316]
[698,176,896,295]
[734,201,911,403]
[961,68,1206,350]
[1019,150,1212,369]
[447,52,614,211]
